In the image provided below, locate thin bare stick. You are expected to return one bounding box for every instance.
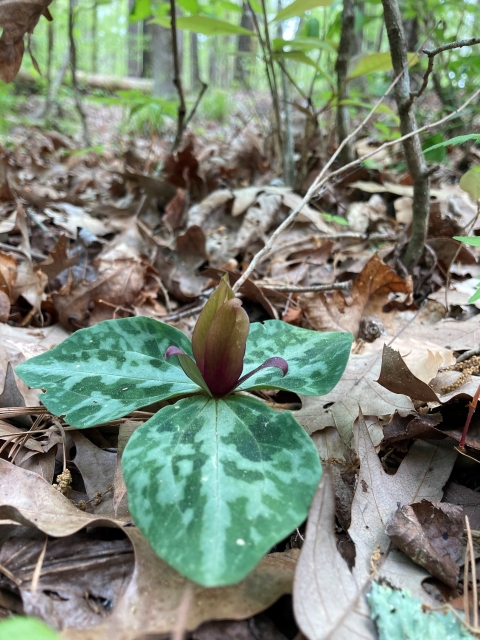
[171,584,194,640]
[31,536,48,594]
[262,281,352,293]
[170,0,186,152]
[232,85,480,292]
[184,81,208,127]
[413,37,480,102]
[465,515,478,628]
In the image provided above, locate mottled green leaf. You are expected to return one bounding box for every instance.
[15,317,200,428]
[238,321,352,396]
[368,583,474,639]
[122,394,321,586]
[0,617,59,639]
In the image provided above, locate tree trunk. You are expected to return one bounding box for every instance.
[69,0,91,146]
[46,19,54,86]
[335,0,356,164]
[382,0,429,269]
[91,0,98,73]
[209,38,218,86]
[151,22,176,98]
[143,20,152,78]
[190,32,200,89]
[128,0,142,77]
[235,3,253,81]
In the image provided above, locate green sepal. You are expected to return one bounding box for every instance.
[122,393,321,586]
[170,351,212,395]
[15,317,201,428]
[238,321,353,396]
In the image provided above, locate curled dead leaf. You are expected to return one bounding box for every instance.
[0,459,298,639]
[386,501,463,588]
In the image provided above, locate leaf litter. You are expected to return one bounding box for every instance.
[0,116,479,638]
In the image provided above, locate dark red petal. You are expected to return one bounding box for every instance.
[236,357,289,388]
[201,298,249,397]
[191,274,234,374]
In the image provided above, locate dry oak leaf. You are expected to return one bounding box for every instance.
[0,528,134,630]
[386,500,464,589]
[293,470,377,640]
[376,345,440,403]
[53,247,156,329]
[0,459,298,640]
[40,234,78,282]
[0,250,16,322]
[350,416,457,599]
[0,0,52,82]
[295,348,414,447]
[299,253,412,337]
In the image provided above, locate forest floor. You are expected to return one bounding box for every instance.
[0,101,479,640]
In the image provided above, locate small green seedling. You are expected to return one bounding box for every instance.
[16,276,352,586]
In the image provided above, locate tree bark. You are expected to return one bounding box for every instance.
[147,21,177,98]
[235,3,254,81]
[382,0,429,268]
[128,0,142,77]
[69,0,91,146]
[142,20,152,78]
[335,0,355,164]
[190,32,200,89]
[91,0,98,73]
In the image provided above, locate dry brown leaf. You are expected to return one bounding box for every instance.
[0,459,298,638]
[386,501,463,588]
[12,259,48,314]
[295,348,414,447]
[112,420,139,518]
[0,528,134,630]
[53,248,155,329]
[346,194,387,234]
[350,417,458,598]
[300,253,412,337]
[399,314,480,352]
[444,481,480,530]
[169,225,209,298]
[0,250,16,321]
[0,0,53,82]
[70,431,117,518]
[40,235,78,281]
[376,345,440,402]
[293,471,376,640]
[44,203,113,239]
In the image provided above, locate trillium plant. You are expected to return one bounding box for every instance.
[16,275,352,587]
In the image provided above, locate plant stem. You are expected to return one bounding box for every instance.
[170,0,186,152]
[381,0,429,269]
[459,384,480,449]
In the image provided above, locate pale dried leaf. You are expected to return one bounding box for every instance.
[293,471,376,640]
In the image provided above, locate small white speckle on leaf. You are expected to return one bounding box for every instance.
[122,387,128,391]
[236,538,245,546]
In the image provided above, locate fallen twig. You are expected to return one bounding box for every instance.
[232,85,480,292]
[262,281,352,293]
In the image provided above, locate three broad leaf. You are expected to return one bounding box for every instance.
[122,394,322,586]
[15,316,352,586]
